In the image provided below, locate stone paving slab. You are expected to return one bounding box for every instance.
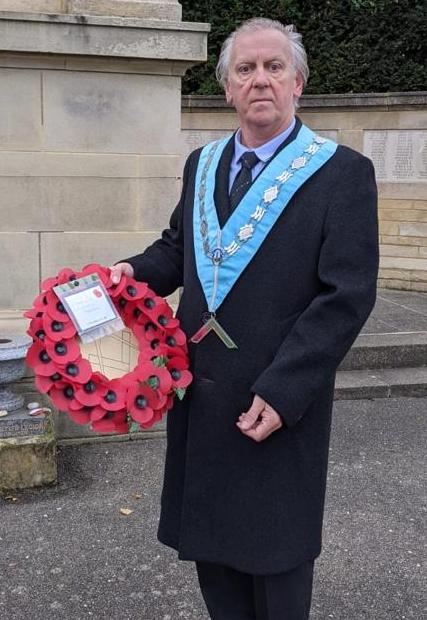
[340,331,427,371]
[335,367,427,399]
[363,290,427,334]
[1,397,426,620]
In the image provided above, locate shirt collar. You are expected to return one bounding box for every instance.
[234,117,296,164]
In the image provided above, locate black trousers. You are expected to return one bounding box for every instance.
[196,560,314,620]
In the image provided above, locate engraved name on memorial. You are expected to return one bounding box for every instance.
[364,130,427,183]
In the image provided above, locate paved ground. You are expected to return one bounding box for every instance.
[363,289,427,334]
[1,397,426,620]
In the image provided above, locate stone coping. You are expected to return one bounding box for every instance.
[0,10,210,32]
[182,92,427,111]
[0,10,209,62]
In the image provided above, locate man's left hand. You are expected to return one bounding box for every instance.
[237,395,283,442]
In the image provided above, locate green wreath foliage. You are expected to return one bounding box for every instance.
[181,0,426,95]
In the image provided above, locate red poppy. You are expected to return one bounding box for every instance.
[133,359,173,394]
[80,263,113,288]
[42,313,76,342]
[27,317,47,343]
[57,357,92,384]
[68,408,92,425]
[127,384,159,425]
[45,337,80,364]
[44,291,71,322]
[108,275,128,298]
[135,293,162,320]
[34,372,63,393]
[162,328,188,358]
[89,405,108,422]
[97,379,127,411]
[139,409,161,429]
[26,341,57,376]
[49,383,81,411]
[57,267,79,285]
[74,375,108,407]
[120,281,148,301]
[167,356,193,389]
[151,303,180,330]
[91,409,128,433]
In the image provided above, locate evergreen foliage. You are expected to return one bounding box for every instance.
[181,1,426,95]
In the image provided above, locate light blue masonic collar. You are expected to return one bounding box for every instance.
[193,122,338,317]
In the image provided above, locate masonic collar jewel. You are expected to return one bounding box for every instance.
[190,313,237,349]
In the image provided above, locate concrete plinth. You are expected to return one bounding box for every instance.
[0,410,56,491]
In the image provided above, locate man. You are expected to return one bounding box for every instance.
[111,18,379,620]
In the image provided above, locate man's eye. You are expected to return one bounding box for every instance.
[238,65,251,74]
[270,63,282,72]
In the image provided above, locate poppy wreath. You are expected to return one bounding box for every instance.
[24,263,192,434]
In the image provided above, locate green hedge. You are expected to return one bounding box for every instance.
[181,0,426,95]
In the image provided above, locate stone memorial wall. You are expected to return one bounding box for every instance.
[181,93,427,293]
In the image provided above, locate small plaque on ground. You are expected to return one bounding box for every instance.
[0,408,49,439]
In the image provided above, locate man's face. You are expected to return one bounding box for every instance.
[225,29,303,142]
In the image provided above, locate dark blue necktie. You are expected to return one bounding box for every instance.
[229,151,260,211]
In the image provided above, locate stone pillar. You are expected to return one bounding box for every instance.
[0,2,208,438]
[0,3,208,336]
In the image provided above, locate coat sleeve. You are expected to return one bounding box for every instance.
[251,151,379,428]
[121,150,198,298]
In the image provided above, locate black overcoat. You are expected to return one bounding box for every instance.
[125,118,379,575]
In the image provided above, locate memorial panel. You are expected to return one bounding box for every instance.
[364,130,427,183]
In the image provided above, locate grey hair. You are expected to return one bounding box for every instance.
[216,18,309,105]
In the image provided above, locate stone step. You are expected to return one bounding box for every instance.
[339,331,427,371]
[334,366,427,401]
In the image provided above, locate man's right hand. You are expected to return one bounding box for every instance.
[110,262,134,284]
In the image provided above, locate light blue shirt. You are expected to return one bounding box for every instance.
[228,118,296,193]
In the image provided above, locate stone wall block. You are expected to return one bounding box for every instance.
[40,231,159,279]
[67,0,182,20]
[0,177,139,232]
[380,256,427,271]
[379,221,400,236]
[182,112,238,131]
[377,183,426,201]
[380,244,420,258]
[137,177,181,230]
[379,209,427,223]
[399,222,427,237]
[379,268,427,282]
[301,110,427,131]
[380,235,427,248]
[0,1,63,13]
[0,68,42,150]
[0,233,39,308]
[337,129,363,152]
[379,199,427,212]
[42,71,182,154]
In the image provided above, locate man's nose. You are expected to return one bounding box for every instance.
[252,66,269,87]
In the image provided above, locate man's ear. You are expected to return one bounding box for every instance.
[293,71,304,99]
[225,80,233,105]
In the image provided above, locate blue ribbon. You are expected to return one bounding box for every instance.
[193,124,338,312]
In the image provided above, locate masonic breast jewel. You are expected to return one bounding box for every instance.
[190,128,336,349]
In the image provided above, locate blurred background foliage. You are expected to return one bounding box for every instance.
[180,0,426,95]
